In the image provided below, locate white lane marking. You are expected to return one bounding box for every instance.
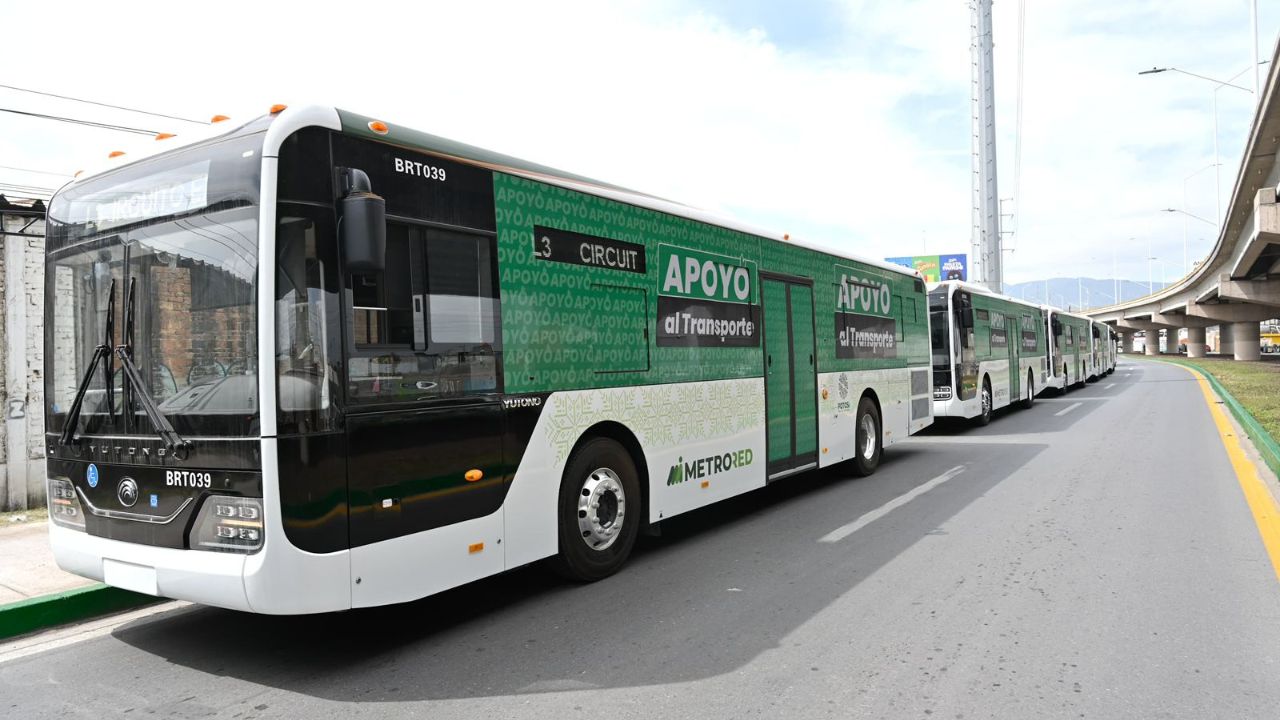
[819,465,966,543]
[909,434,1054,445]
[1054,402,1083,416]
[1105,383,1116,389]
[0,600,191,665]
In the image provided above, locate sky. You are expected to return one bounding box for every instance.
[2,0,1277,294]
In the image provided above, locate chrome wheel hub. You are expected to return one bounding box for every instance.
[577,467,626,551]
[982,387,991,416]
[860,414,877,460]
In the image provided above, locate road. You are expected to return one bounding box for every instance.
[4,358,1280,719]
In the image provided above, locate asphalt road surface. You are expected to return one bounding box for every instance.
[4,358,1280,719]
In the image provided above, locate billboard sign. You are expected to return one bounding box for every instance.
[885,254,967,282]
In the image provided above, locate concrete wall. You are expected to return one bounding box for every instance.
[0,210,47,511]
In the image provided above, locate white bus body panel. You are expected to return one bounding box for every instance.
[816,367,932,465]
[51,439,353,614]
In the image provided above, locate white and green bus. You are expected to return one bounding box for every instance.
[44,106,934,614]
[1089,320,1116,379]
[927,281,1048,425]
[1043,307,1092,391]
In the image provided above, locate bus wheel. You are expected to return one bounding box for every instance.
[1021,370,1035,409]
[975,377,993,426]
[552,437,641,582]
[852,396,882,476]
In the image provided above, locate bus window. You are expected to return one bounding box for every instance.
[276,204,342,433]
[346,224,500,405]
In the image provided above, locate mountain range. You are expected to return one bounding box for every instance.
[1001,278,1171,311]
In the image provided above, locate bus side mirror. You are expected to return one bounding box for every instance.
[339,168,386,272]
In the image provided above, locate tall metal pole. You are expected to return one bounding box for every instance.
[1253,0,1261,96]
[970,0,1002,292]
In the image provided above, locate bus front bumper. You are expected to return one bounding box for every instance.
[49,523,352,615]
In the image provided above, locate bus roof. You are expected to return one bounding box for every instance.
[927,279,1046,311]
[332,107,923,282]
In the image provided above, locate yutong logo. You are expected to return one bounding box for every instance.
[117,477,139,507]
[502,396,543,409]
[666,449,754,486]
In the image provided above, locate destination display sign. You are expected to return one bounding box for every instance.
[532,226,645,274]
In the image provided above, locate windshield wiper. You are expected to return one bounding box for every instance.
[116,278,190,453]
[58,278,116,447]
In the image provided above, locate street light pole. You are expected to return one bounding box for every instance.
[1138,62,1267,225]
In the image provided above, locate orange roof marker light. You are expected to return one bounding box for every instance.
[269,104,287,114]
[108,151,126,159]
[155,133,176,141]
[211,115,230,123]
[368,120,389,135]
[74,170,83,178]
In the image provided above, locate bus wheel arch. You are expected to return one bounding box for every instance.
[568,420,650,528]
[975,375,993,426]
[553,423,647,582]
[851,390,882,477]
[1021,368,1035,409]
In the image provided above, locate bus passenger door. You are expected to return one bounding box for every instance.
[1007,317,1019,403]
[762,275,817,480]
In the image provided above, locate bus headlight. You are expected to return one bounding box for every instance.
[189,496,264,553]
[47,478,86,531]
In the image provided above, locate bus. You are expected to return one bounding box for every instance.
[1044,307,1091,391]
[1089,320,1116,379]
[927,281,1047,425]
[43,105,934,614]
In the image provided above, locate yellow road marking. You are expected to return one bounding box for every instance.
[1181,364,1280,584]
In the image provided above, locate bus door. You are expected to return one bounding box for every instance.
[1006,313,1019,402]
[343,221,506,548]
[761,274,817,480]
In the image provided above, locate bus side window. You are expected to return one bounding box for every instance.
[345,224,500,405]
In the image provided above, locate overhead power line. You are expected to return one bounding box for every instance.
[0,106,158,135]
[0,82,209,125]
[0,164,72,178]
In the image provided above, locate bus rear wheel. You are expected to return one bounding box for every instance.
[1021,370,1035,409]
[852,396,882,477]
[974,377,993,426]
[552,437,642,582]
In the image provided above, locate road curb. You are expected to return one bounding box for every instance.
[0,583,159,641]
[1142,357,1280,479]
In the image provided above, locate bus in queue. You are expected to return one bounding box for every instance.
[43,105,934,614]
[1089,320,1116,379]
[1044,307,1092,391]
[927,280,1047,425]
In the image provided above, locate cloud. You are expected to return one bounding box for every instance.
[2,0,1276,286]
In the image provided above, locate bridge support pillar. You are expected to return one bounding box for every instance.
[1145,331,1160,356]
[1164,328,1181,354]
[1232,322,1261,361]
[1219,324,1234,356]
[1117,332,1127,353]
[1186,327,1207,358]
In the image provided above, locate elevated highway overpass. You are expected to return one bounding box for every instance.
[1089,44,1280,359]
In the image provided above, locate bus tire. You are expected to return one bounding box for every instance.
[1021,370,1035,409]
[552,437,642,583]
[852,396,882,476]
[975,376,993,426]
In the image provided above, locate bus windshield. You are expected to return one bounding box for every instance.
[44,132,263,439]
[928,288,951,371]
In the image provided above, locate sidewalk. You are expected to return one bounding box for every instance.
[0,520,94,605]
